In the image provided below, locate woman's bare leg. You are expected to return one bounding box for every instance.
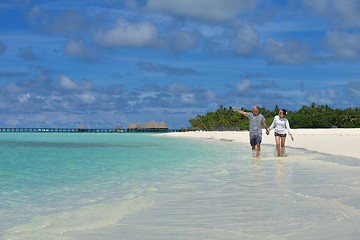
[275,136,281,156]
[280,136,286,157]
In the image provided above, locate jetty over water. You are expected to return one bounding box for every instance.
[0,128,175,133]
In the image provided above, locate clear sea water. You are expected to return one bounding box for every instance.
[0,133,359,240]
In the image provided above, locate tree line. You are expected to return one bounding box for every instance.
[188,103,360,130]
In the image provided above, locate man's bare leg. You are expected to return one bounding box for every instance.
[255,144,261,158]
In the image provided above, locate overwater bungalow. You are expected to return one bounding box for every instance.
[127,121,169,132]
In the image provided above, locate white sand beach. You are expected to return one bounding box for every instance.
[163,128,360,159]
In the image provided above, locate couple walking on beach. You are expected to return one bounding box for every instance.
[233,106,294,158]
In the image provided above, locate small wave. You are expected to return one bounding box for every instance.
[3,193,154,240]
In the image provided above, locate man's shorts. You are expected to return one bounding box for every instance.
[250,135,262,146]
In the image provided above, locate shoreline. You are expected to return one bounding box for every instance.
[161,128,360,159]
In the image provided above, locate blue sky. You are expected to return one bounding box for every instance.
[0,0,359,129]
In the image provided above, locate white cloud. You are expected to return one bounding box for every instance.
[161,30,201,52]
[344,81,360,100]
[324,31,360,60]
[64,39,95,60]
[77,92,96,104]
[180,93,196,104]
[145,0,259,22]
[301,0,360,29]
[305,89,336,105]
[230,22,259,56]
[18,92,31,103]
[235,79,251,93]
[58,75,78,90]
[262,38,312,64]
[5,82,23,93]
[95,18,158,47]
[168,83,192,93]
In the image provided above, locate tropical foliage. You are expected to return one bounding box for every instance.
[188,103,360,130]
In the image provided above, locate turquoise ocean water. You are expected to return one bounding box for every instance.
[0,133,359,239]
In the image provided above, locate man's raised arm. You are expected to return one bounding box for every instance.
[232,107,248,117]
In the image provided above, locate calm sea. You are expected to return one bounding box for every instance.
[0,133,359,239]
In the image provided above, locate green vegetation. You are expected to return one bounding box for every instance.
[188,103,360,130]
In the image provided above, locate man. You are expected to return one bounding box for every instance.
[233,105,269,158]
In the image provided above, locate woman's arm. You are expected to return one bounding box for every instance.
[286,119,294,141]
[269,116,277,131]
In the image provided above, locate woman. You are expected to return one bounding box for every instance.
[269,109,294,157]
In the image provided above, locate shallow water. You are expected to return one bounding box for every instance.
[0,133,359,239]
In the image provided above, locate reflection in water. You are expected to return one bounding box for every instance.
[276,159,287,185]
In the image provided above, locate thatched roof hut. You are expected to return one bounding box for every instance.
[76,124,85,129]
[141,121,169,129]
[128,123,142,129]
[127,121,169,131]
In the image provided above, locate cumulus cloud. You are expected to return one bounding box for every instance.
[343,80,360,103]
[228,22,259,56]
[303,81,360,107]
[235,79,251,93]
[134,83,216,109]
[5,82,24,93]
[301,0,360,29]
[262,38,312,65]
[324,31,360,61]
[168,83,193,93]
[18,92,31,104]
[160,30,202,52]
[179,93,195,104]
[64,39,97,60]
[77,92,96,104]
[2,1,360,128]
[95,18,158,48]
[305,89,337,105]
[0,67,217,127]
[145,0,259,22]
[57,75,93,91]
[252,80,279,89]
[58,75,78,90]
[136,61,197,76]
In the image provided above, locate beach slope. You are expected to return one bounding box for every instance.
[162,128,360,159]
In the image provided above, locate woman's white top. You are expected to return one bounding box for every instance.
[269,115,292,135]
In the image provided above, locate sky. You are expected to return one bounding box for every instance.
[0,0,359,129]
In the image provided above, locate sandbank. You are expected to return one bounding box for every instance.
[163,128,360,159]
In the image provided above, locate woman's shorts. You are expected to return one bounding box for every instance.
[275,132,287,137]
